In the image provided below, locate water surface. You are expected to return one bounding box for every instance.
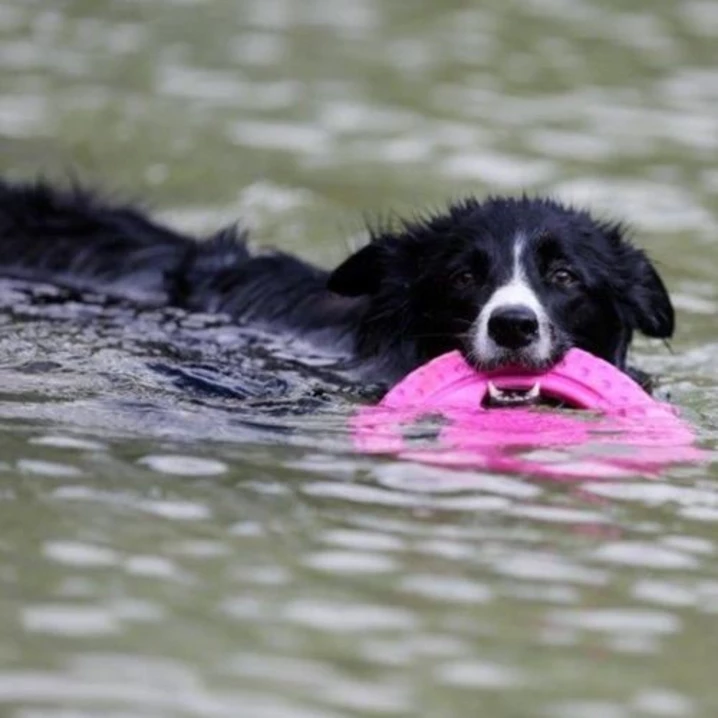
[1,0,717,716]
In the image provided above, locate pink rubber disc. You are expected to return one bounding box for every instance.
[380,348,657,414]
[352,349,705,479]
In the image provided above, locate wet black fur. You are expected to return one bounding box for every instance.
[0,180,673,390]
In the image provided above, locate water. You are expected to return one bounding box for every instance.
[0,0,717,715]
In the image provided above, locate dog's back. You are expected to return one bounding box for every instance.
[0,180,361,345]
[0,181,195,304]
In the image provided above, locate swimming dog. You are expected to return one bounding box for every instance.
[0,180,673,391]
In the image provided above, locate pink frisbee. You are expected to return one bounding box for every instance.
[379,348,656,413]
[352,349,704,479]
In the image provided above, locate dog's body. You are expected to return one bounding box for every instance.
[0,180,674,391]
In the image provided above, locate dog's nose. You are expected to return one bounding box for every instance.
[488,305,539,349]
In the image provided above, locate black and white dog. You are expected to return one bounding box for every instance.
[0,180,673,392]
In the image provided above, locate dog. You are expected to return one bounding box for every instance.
[0,180,673,392]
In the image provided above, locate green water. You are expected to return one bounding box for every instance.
[1,0,717,716]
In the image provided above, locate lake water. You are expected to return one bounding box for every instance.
[1,0,717,716]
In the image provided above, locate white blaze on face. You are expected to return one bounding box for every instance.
[472,238,552,364]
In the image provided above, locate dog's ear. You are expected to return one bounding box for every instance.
[622,248,674,338]
[327,243,383,296]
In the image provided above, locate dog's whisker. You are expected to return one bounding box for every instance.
[409,332,464,340]
[360,304,409,325]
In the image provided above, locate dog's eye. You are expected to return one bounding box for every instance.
[453,271,474,289]
[547,266,578,288]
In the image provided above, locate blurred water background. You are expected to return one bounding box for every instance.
[0,0,717,716]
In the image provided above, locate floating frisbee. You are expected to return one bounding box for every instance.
[352,349,704,479]
[378,348,657,413]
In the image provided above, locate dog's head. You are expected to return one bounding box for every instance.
[327,197,673,382]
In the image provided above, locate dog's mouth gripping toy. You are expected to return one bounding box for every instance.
[352,349,704,479]
[485,381,542,408]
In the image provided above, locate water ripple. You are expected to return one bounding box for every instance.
[0,0,717,716]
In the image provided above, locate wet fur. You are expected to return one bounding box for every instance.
[0,180,673,390]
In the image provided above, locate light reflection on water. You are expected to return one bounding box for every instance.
[0,0,717,716]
